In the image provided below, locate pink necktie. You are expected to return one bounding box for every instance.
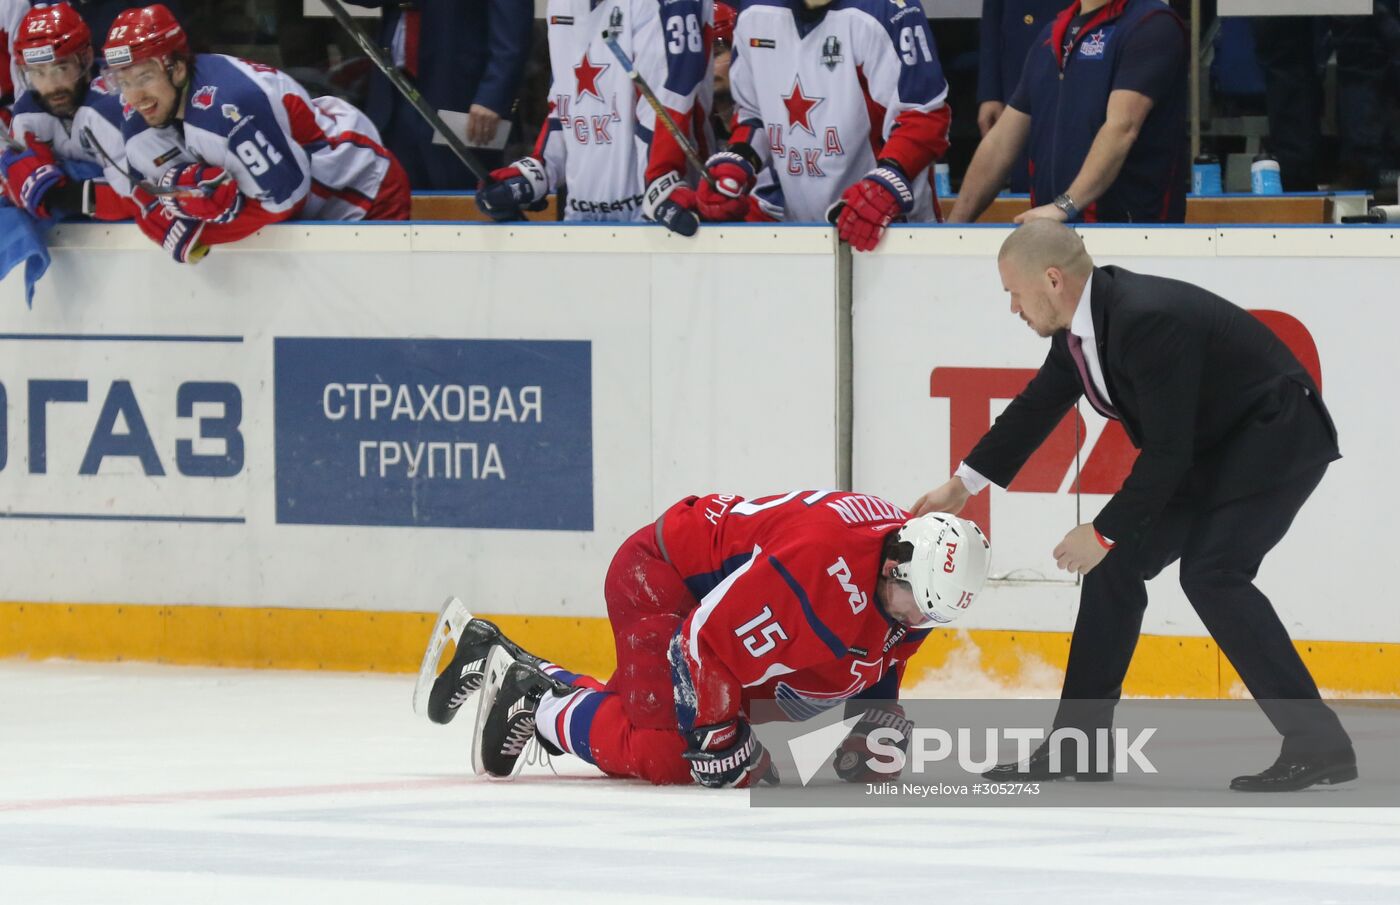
[1067,332,1119,420]
[403,9,421,78]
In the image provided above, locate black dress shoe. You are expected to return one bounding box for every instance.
[1230,753,1358,792]
[982,735,1114,782]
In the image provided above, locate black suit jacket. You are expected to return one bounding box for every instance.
[345,0,533,122]
[964,266,1340,545]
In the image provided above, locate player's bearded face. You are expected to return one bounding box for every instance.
[113,59,180,126]
[25,54,88,118]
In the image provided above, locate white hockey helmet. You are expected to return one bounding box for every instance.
[889,513,992,628]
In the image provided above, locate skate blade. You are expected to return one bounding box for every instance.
[471,645,518,777]
[412,596,474,717]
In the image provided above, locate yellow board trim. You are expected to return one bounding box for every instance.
[1,602,1393,698]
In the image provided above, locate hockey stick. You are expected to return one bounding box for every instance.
[0,118,25,152]
[79,126,229,199]
[602,34,716,191]
[320,0,496,188]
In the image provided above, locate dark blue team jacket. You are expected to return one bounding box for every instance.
[1015,0,1187,222]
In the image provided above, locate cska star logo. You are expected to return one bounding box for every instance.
[782,77,823,135]
[191,84,217,110]
[574,51,609,102]
[1080,28,1109,57]
[821,36,843,71]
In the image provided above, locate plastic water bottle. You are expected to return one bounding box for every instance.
[1251,152,1283,195]
[1191,154,1222,195]
[934,162,952,198]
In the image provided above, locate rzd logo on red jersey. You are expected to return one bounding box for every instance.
[825,556,868,614]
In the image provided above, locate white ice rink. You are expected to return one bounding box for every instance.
[2,660,1397,905]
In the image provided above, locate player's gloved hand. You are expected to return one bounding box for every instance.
[157,164,241,224]
[1,139,66,218]
[642,171,699,237]
[683,719,779,789]
[833,704,914,783]
[154,215,209,264]
[830,164,915,253]
[695,150,756,221]
[133,186,209,264]
[477,157,548,222]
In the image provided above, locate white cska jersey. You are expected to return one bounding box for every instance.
[729,0,950,222]
[11,73,136,196]
[537,0,712,222]
[120,54,395,222]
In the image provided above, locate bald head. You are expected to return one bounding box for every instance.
[998,220,1093,281]
[996,220,1094,337]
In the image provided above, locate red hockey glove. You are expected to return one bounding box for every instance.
[696,150,756,221]
[1,138,66,218]
[157,164,241,224]
[832,165,915,252]
[833,704,914,783]
[642,170,699,236]
[477,157,548,222]
[133,187,209,264]
[683,719,779,789]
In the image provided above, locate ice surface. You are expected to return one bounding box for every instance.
[2,661,1396,905]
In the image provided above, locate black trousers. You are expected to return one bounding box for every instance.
[1252,5,1399,190]
[1056,462,1350,759]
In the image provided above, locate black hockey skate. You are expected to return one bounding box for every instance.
[472,646,571,778]
[415,597,546,725]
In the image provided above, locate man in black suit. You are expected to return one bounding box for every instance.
[913,220,1354,792]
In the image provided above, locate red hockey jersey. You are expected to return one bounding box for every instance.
[660,490,929,728]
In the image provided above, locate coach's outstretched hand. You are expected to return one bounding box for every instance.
[910,477,970,518]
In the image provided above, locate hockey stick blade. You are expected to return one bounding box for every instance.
[601,34,715,190]
[412,596,475,717]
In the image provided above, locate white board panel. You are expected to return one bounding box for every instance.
[853,227,1400,643]
[0,224,839,620]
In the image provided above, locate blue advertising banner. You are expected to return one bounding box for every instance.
[274,338,593,530]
